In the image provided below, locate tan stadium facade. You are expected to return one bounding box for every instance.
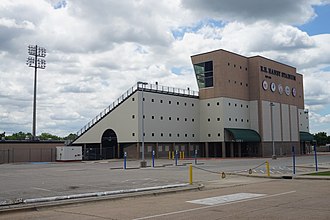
[72,49,314,160]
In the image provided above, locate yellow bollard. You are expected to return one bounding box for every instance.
[182,151,185,159]
[180,151,182,159]
[168,151,171,160]
[189,164,193,184]
[172,151,174,160]
[266,161,270,177]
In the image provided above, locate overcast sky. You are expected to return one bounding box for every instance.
[1,0,330,137]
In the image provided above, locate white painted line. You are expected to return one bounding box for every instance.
[132,191,296,220]
[187,193,266,206]
[31,187,52,192]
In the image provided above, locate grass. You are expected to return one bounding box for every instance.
[306,171,330,176]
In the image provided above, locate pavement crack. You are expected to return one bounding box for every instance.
[53,209,118,220]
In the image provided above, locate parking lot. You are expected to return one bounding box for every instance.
[0,154,329,205]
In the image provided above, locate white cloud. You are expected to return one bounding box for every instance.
[0,0,330,136]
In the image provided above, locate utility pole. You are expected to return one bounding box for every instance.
[26,45,46,140]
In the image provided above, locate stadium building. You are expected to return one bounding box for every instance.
[72,49,313,160]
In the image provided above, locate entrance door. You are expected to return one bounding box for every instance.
[101,129,118,159]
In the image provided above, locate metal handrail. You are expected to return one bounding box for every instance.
[75,82,198,137]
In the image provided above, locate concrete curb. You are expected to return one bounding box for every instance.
[0,183,203,213]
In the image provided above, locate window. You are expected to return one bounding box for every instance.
[143,115,145,119]
[151,99,154,102]
[217,118,220,121]
[217,102,219,106]
[152,133,154,137]
[185,134,187,137]
[234,64,236,68]
[177,117,180,121]
[241,119,243,122]
[184,103,187,106]
[246,83,248,87]
[235,118,238,122]
[241,104,243,107]
[208,118,210,122]
[240,66,242,69]
[160,100,163,103]
[245,67,248,71]
[192,134,195,137]
[185,118,187,121]
[132,133,135,136]
[143,98,145,101]
[207,103,210,106]
[193,61,213,88]
[208,134,211,137]
[132,115,135,119]
[192,103,194,107]
[235,103,237,107]
[177,134,180,137]
[246,105,249,108]
[132,98,135,101]
[228,63,230,66]
[177,102,179,105]
[169,117,172,120]
[218,133,221,137]
[151,116,154,119]
[169,101,171,104]
[247,119,249,122]
[169,133,172,137]
[229,118,232,121]
[160,116,163,120]
[161,133,163,137]
[143,132,145,136]
[192,118,195,122]
[229,103,231,106]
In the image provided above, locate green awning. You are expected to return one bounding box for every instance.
[300,132,314,142]
[225,128,261,142]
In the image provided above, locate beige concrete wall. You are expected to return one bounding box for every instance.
[262,101,272,141]
[281,104,291,141]
[249,100,259,132]
[142,92,200,143]
[290,105,299,141]
[74,92,139,144]
[298,109,309,132]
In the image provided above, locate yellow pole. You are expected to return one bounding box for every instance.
[266,161,270,177]
[182,151,185,159]
[189,164,193,184]
[172,151,174,160]
[180,151,182,159]
[168,151,171,160]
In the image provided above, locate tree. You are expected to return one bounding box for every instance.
[313,132,328,146]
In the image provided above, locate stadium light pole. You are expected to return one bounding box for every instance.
[138,81,148,167]
[270,102,276,159]
[26,45,46,140]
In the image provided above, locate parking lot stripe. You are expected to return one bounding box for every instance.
[132,191,296,220]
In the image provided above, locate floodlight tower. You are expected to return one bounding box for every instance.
[26,45,46,140]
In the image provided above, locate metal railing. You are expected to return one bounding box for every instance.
[75,82,199,138]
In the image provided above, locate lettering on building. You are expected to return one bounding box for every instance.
[260,66,296,81]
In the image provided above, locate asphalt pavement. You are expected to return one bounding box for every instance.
[0,154,329,211]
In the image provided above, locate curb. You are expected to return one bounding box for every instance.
[0,183,203,213]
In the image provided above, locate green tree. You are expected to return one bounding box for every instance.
[313,132,328,146]
[6,132,32,140]
[39,133,62,140]
[65,133,78,141]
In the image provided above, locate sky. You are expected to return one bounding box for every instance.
[0,0,330,137]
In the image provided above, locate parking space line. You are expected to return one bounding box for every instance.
[132,191,296,220]
[31,187,52,192]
